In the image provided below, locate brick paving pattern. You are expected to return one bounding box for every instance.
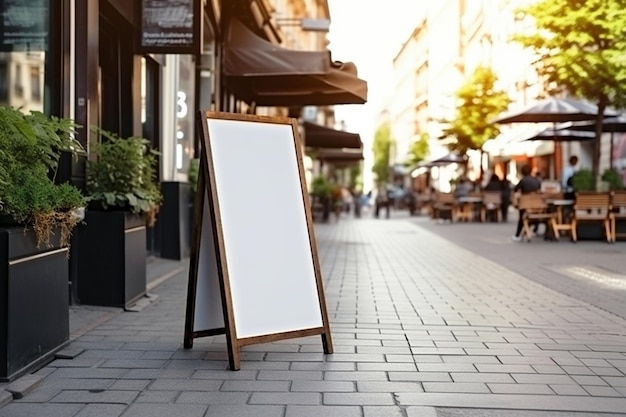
[1,214,625,416]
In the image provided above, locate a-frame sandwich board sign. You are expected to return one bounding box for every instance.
[184,111,333,370]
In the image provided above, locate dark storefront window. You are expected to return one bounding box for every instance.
[0,0,64,116]
[0,62,7,100]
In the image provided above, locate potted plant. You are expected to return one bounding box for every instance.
[74,127,162,308]
[601,167,624,191]
[0,106,86,246]
[570,168,595,192]
[310,176,333,222]
[0,105,86,381]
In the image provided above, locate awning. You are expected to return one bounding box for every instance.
[315,148,364,164]
[302,121,362,149]
[223,19,329,76]
[223,19,368,106]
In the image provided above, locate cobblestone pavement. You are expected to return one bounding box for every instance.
[1,213,625,416]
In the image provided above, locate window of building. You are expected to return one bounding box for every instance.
[14,63,23,98]
[30,65,41,101]
[0,1,61,115]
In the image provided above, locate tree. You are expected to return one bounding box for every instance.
[406,133,429,167]
[439,66,511,156]
[372,122,393,184]
[513,0,626,179]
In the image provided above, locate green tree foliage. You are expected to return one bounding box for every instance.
[440,66,511,156]
[513,0,626,178]
[349,163,362,190]
[371,122,393,184]
[406,132,429,167]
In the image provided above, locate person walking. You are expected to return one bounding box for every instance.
[562,154,579,198]
[374,184,390,219]
[511,164,541,242]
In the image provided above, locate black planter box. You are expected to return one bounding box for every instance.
[158,181,192,260]
[0,226,70,382]
[75,211,146,308]
[574,222,605,241]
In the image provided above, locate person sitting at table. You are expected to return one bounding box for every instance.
[454,176,472,197]
[484,172,502,192]
[511,164,541,242]
[483,172,503,222]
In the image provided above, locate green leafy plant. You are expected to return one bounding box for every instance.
[86,127,162,226]
[570,168,595,192]
[601,167,624,190]
[311,176,333,199]
[188,158,200,193]
[0,105,86,248]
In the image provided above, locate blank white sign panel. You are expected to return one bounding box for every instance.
[193,191,225,332]
[206,118,323,339]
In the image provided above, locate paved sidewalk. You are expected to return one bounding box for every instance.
[1,215,626,416]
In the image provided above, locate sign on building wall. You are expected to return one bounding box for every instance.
[137,0,201,54]
[0,0,48,52]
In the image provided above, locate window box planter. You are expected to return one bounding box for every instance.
[0,226,69,382]
[74,210,146,308]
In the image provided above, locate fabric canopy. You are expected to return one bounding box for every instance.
[302,121,362,149]
[223,19,368,106]
[524,127,596,142]
[223,18,329,76]
[417,152,467,168]
[315,148,364,163]
[491,97,615,124]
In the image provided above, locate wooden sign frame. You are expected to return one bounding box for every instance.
[184,112,333,370]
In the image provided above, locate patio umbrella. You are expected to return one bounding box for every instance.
[524,127,596,142]
[491,97,612,124]
[418,152,467,168]
[555,114,626,168]
[555,114,626,133]
[491,97,617,179]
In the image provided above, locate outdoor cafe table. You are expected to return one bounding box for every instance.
[457,195,483,222]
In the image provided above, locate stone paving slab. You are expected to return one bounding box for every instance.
[1,216,626,416]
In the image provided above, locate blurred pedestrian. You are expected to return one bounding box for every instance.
[484,173,502,192]
[562,154,579,198]
[374,184,390,219]
[454,176,472,197]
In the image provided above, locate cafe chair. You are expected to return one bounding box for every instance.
[480,191,502,222]
[517,193,556,242]
[570,192,613,243]
[546,194,574,240]
[610,190,626,241]
[432,192,456,222]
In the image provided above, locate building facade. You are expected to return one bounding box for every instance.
[388,0,611,190]
[0,0,366,287]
